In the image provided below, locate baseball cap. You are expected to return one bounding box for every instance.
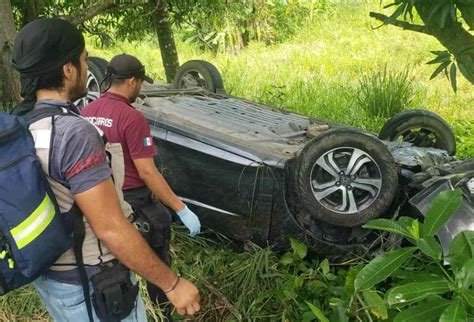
[106,54,154,84]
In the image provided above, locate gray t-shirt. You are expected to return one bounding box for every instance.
[35,100,111,192]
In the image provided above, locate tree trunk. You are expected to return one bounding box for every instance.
[24,0,42,25]
[416,3,474,84]
[151,0,179,83]
[0,0,20,108]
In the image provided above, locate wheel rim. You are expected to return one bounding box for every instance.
[394,127,440,148]
[310,147,382,215]
[178,70,209,89]
[74,70,101,110]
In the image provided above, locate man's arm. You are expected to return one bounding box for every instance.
[74,177,200,315]
[133,157,184,212]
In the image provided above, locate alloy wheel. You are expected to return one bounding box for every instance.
[310,147,382,214]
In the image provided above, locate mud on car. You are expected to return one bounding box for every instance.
[80,57,473,260]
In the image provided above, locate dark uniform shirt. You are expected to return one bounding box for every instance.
[81,92,157,190]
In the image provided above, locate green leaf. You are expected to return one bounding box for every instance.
[456,258,474,289]
[427,51,451,65]
[397,216,420,241]
[295,276,305,288]
[280,252,294,265]
[463,289,474,307]
[448,231,474,273]
[457,61,474,82]
[344,268,358,295]
[450,63,457,92]
[387,280,450,306]
[430,50,451,56]
[457,3,474,29]
[411,219,420,240]
[364,219,414,239]
[422,190,462,237]
[362,289,388,320]
[439,299,467,322]
[306,301,329,322]
[430,61,451,80]
[387,3,407,22]
[355,247,417,291]
[394,296,450,322]
[392,270,444,283]
[290,238,307,259]
[320,258,330,276]
[332,302,348,322]
[417,236,443,260]
[384,1,404,9]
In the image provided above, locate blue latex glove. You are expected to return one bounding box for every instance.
[176,205,201,237]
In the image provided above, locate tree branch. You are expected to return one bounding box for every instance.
[369,12,433,35]
[63,0,117,25]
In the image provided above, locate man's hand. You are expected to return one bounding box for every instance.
[177,205,201,237]
[166,277,201,316]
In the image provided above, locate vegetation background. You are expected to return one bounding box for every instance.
[1,0,473,321]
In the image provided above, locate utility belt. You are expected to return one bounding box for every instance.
[124,186,172,264]
[123,186,172,309]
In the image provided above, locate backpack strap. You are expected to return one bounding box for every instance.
[23,106,73,125]
[71,205,94,322]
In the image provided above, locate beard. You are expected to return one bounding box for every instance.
[69,68,88,102]
[129,84,142,103]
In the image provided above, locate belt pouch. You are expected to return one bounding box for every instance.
[91,262,138,322]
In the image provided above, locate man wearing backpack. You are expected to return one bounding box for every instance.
[9,18,200,321]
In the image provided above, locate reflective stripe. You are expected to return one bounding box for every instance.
[11,194,56,249]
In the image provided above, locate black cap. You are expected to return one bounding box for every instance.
[13,18,85,77]
[107,54,153,84]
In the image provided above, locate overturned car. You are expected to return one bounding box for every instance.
[81,57,473,259]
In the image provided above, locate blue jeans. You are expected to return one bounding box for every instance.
[32,273,147,322]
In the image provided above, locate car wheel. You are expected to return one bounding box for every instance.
[379,109,456,155]
[74,57,109,110]
[173,60,224,93]
[296,129,398,227]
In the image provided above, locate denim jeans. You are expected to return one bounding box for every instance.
[32,273,147,322]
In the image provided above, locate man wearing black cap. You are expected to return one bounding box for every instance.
[82,54,201,316]
[12,18,200,321]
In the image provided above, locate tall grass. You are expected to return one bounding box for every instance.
[356,66,414,118]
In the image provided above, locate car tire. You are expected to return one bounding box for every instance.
[296,129,398,227]
[87,56,109,92]
[379,109,456,155]
[75,57,109,110]
[173,60,224,93]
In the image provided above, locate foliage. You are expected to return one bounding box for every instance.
[171,0,333,52]
[374,0,474,90]
[356,66,414,118]
[8,0,333,53]
[355,189,474,321]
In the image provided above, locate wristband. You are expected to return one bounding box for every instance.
[164,275,180,293]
